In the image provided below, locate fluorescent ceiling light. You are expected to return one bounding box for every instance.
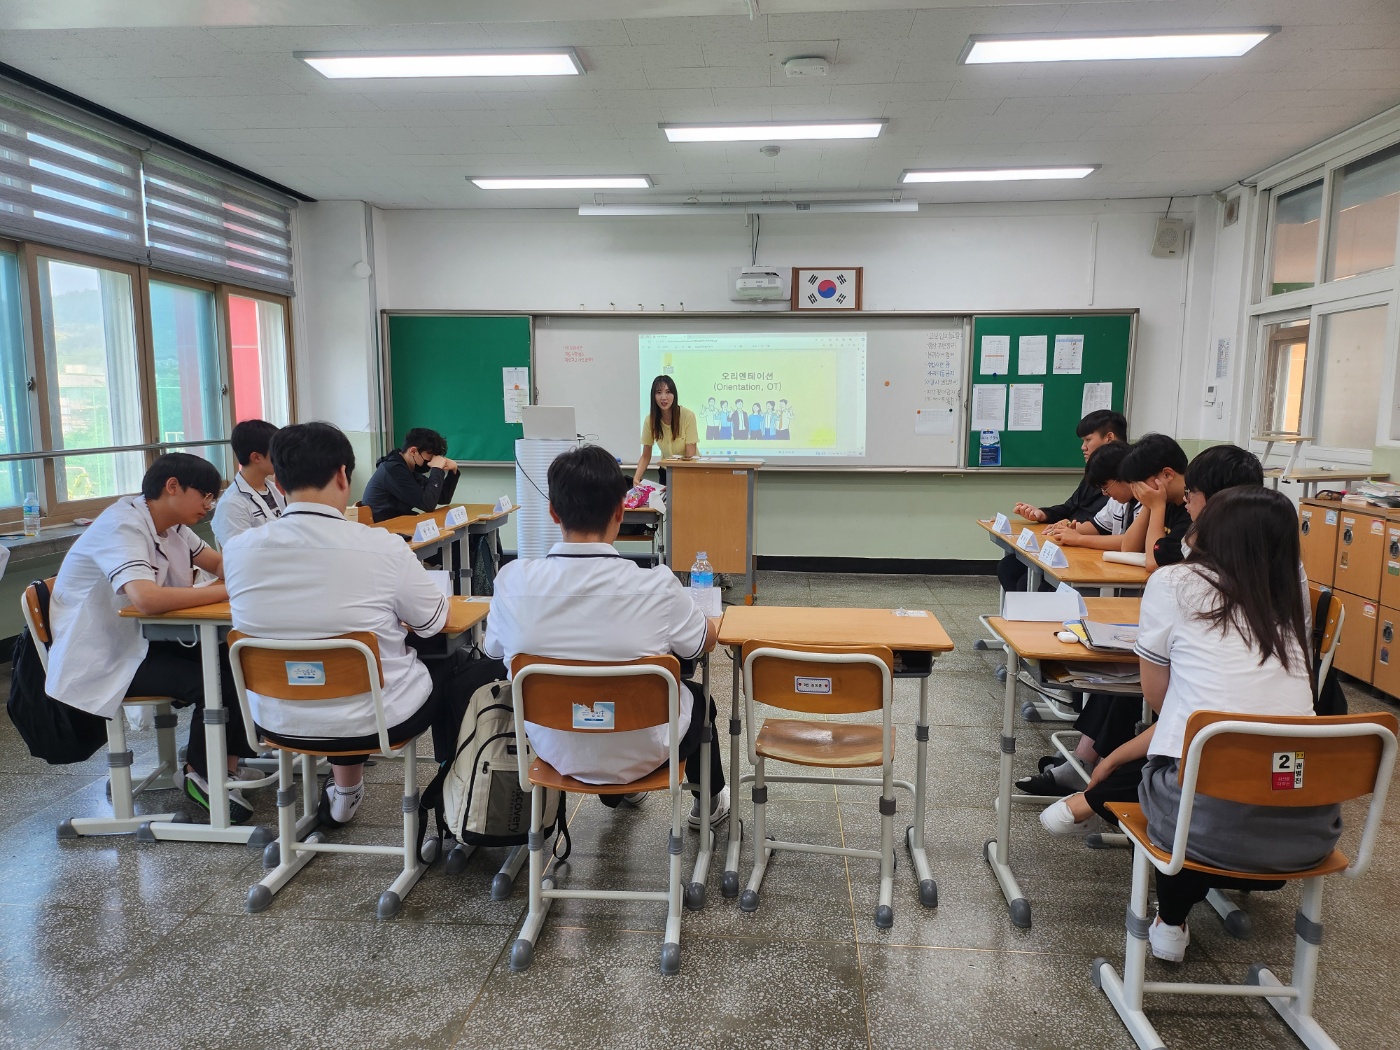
[579,201,916,216]
[471,176,653,190]
[661,120,886,143]
[960,29,1276,64]
[902,166,1097,183]
[297,49,583,79]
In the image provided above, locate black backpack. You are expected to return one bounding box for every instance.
[6,579,108,764]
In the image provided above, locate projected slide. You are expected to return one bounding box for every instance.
[638,332,867,457]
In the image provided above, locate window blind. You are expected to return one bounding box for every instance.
[144,154,294,296]
[0,94,144,260]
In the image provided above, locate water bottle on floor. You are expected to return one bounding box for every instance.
[22,491,39,537]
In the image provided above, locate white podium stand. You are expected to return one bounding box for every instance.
[515,438,578,559]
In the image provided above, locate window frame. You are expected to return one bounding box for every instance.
[221,284,295,428]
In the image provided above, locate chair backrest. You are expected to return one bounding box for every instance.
[1312,587,1344,691]
[740,641,893,715]
[20,576,57,670]
[227,630,386,753]
[351,502,373,525]
[1174,710,1399,877]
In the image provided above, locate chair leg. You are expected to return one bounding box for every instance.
[511,786,554,972]
[661,778,684,975]
[491,844,528,900]
[740,758,769,912]
[58,714,178,839]
[248,750,320,913]
[149,704,179,791]
[875,790,895,930]
[1249,877,1338,1050]
[1092,847,1166,1050]
[378,739,428,919]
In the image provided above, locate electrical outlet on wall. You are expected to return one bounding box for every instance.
[1204,385,1216,406]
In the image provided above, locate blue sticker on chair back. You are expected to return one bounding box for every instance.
[285,661,327,687]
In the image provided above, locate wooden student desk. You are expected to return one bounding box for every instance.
[983,596,1141,928]
[978,518,1148,595]
[619,506,664,568]
[1265,467,1389,500]
[119,596,489,847]
[977,518,1049,589]
[717,605,955,913]
[375,504,517,593]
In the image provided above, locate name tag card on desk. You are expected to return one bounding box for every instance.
[495,496,513,513]
[412,519,441,543]
[1037,540,1069,569]
[443,506,469,529]
[1055,581,1089,618]
[992,512,1012,535]
[1016,528,1040,553]
[1001,589,1082,622]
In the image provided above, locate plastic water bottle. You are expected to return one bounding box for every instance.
[690,551,713,589]
[22,491,39,537]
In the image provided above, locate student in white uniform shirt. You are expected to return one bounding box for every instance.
[211,419,285,548]
[223,422,457,827]
[46,454,259,822]
[484,444,729,827]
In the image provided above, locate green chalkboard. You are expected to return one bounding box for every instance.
[966,313,1134,469]
[386,314,531,464]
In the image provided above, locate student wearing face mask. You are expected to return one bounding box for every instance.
[361,427,460,522]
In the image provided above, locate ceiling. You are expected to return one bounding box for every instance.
[3,1,1399,209]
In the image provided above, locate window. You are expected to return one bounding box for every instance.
[36,255,144,502]
[0,249,35,508]
[1258,319,1310,436]
[1269,180,1324,295]
[149,278,226,469]
[1313,305,1389,450]
[228,293,291,425]
[1328,142,1400,282]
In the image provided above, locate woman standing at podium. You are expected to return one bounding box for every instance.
[633,374,698,486]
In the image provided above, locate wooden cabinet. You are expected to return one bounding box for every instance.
[1335,509,1385,602]
[1333,590,1379,682]
[1373,606,1400,697]
[1381,519,1400,610]
[1299,501,1338,587]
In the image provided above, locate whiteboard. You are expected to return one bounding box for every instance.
[533,314,967,468]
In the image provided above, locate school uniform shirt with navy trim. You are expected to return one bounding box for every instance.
[211,471,286,549]
[223,502,449,739]
[47,495,208,719]
[483,541,709,785]
[1092,497,1140,536]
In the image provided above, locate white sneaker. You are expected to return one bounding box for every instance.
[1148,916,1190,962]
[230,765,271,790]
[688,786,730,830]
[1038,797,1090,836]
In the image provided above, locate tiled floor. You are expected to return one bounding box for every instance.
[1,571,1397,1049]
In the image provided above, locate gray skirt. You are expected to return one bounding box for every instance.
[1140,755,1342,873]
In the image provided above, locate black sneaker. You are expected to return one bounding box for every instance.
[182,768,254,825]
[1014,770,1074,797]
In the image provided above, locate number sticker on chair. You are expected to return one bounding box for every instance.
[795,676,833,694]
[1272,751,1304,790]
[285,661,327,687]
[572,702,615,730]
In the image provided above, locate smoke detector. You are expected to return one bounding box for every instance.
[759,145,781,157]
[783,56,829,78]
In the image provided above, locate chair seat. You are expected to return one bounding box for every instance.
[528,756,672,795]
[755,718,890,768]
[258,738,416,759]
[1107,802,1350,881]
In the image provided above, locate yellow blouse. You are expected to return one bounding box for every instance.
[642,405,699,458]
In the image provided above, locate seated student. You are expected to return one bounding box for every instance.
[1044,487,1333,962]
[361,427,460,522]
[1117,433,1193,573]
[212,418,285,548]
[1045,441,1139,552]
[1025,441,1268,797]
[998,410,1125,593]
[224,422,457,827]
[483,444,729,826]
[46,453,258,821]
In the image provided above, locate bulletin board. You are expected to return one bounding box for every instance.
[384,314,531,464]
[964,313,1135,469]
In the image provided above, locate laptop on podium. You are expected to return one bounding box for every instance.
[521,405,577,440]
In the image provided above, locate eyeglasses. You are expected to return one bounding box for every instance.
[1183,487,1198,501]
[201,492,217,509]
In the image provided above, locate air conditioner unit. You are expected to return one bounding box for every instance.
[732,266,787,301]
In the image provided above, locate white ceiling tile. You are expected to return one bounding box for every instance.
[767,11,917,41]
[645,66,771,90]
[620,16,770,48]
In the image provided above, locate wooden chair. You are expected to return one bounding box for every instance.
[1095,710,1399,1050]
[739,642,914,928]
[22,578,183,838]
[227,630,427,919]
[507,654,686,975]
[1310,584,1345,697]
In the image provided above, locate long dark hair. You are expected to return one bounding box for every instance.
[647,374,680,444]
[1185,486,1309,675]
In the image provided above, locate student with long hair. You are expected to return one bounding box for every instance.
[633,374,698,486]
[1040,487,1335,962]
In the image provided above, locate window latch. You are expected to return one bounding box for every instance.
[25,376,34,391]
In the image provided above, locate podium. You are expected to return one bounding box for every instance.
[661,458,762,605]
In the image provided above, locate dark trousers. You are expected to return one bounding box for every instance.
[126,641,256,779]
[259,683,453,768]
[996,551,1055,594]
[600,680,725,803]
[1075,695,1141,757]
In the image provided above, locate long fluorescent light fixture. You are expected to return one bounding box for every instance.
[297,49,584,79]
[471,176,652,190]
[902,166,1097,183]
[579,201,917,216]
[960,29,1276,64]
[662,120,886,143]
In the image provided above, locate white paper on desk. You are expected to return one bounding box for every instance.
[1081,381,1113,416]
[689,586,721,617]
[1053,334,1084,374]
[1103,550,1147,566]
[1001,589,1083,622]
[980,334,1010,375]
[1008,384,1043,432]
[425,570,452,598]
[971,384,1006,430]
[1017,334,1047,375]
[502,367,529,424]
[1055,581,1089,618]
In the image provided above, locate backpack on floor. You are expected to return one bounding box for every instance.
[421,674,568,857]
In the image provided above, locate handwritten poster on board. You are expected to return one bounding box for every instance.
[916,329,962,436]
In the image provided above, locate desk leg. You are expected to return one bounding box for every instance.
[686,655,712,911]
[988,652,1031,928]
[446,535,462,596]
[1026,565,1043,592]
[721,645,745,898]
[905,674,937,908]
